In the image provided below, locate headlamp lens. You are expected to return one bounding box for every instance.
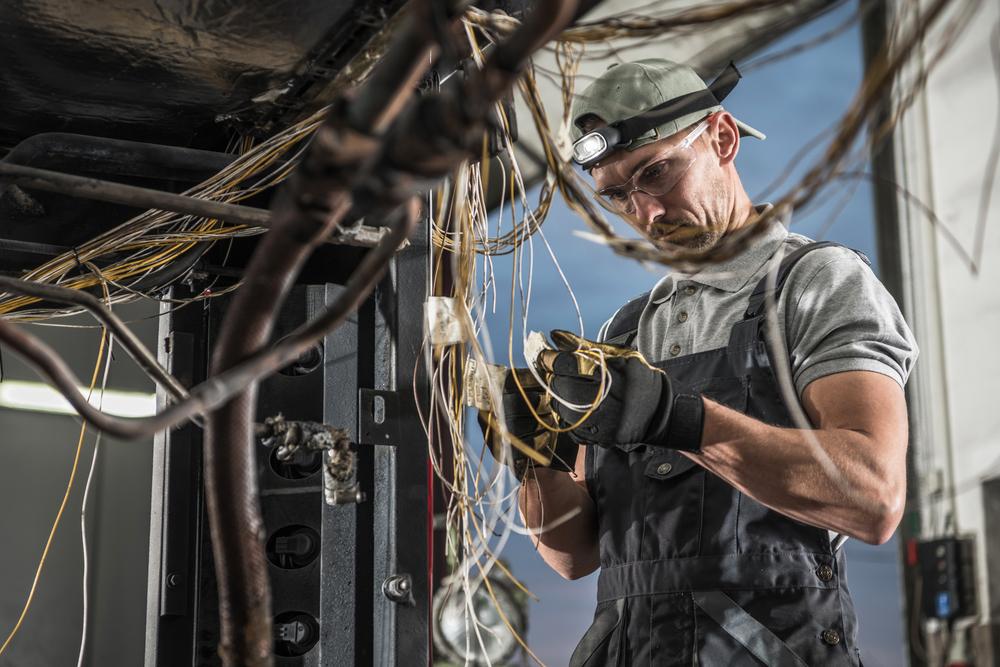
[572,132,609,165]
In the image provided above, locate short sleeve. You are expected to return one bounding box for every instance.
[783,248,919,397]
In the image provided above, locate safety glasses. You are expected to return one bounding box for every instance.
[593,120,708,214]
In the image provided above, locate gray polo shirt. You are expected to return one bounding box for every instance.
[609,213,918,397]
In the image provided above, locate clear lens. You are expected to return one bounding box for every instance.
[594,121,708,213]
[596,147,696,213]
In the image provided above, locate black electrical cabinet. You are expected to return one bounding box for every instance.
[915,536,977,621]
[144,219,432,666]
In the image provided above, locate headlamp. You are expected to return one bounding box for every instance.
[571,126,622,169]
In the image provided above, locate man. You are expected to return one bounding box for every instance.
[493,60,918,665]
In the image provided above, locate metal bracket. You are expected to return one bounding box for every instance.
[358,389,400,446]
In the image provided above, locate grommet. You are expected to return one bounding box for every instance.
[656,462,672,475]
[816,564,834,582]
[821,629,841,646]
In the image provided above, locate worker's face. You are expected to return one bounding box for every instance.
[590,112,740,251]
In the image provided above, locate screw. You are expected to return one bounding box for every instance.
[382,574,414,605]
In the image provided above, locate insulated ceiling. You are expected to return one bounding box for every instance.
[0,0,405,151]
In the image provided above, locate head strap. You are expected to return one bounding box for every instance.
[611,62,743,150]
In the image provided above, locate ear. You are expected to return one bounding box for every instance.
[708,111,740,166]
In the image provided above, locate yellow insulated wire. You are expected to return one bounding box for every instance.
[0,328,109,657]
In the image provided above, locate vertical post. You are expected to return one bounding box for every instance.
[144,286,209,666]
[370,210,432,664]
[320,282,374,665]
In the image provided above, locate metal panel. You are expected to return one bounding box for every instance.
[145,287,209,666]
[146,261,431,665]
[319,283,372,667]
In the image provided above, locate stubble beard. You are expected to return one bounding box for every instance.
[652,222,724,252]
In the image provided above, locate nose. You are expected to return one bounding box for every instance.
[630,190,666,229]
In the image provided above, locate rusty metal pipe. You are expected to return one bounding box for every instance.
[202,3,445,662]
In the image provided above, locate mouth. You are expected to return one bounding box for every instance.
[648,220,693,241]
[648,221,720,250]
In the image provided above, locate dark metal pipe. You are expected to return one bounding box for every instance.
[0,161,272,227]
[0,162,394,248]
[3,132,236,182]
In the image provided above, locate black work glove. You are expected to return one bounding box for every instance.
[538,330,704,452]
[478,367,579,480]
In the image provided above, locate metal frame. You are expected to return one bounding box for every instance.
[143,213,431,665]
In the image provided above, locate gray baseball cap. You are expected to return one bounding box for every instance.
[570,59,765,166]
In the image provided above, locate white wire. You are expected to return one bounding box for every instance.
[76,333,115,667]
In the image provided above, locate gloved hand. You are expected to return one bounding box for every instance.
[478,367,579,480]
[537,330,704,452]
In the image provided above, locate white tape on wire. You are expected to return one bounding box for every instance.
[424,296,464,346]
[464,358,509,411]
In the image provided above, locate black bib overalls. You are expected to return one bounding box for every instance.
[570,243,863,667]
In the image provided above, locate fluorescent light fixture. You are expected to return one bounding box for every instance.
[0,380,156,418]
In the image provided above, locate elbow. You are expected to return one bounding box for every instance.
[859,486,905,545]
[558,561,599,581]
[549,549,600,580]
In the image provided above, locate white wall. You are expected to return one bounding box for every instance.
[888,0,1000,660]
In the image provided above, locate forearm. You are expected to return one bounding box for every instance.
[686,398,906,544]
[518,467,599,579]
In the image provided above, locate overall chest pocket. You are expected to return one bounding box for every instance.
[639,375,749,560]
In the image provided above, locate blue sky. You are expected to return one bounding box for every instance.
[473,2,908,665]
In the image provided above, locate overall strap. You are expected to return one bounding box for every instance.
[744,241,870,319]
[727,240,869,368]
[599,290,651,348]
[693,591,810,667]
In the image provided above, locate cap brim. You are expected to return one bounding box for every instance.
[735,118,765,141]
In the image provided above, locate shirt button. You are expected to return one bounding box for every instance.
[669,344,681,356]
[656,462,672,475]
[816,564,834,582]
[677,311,688,323]
[821,629,841,646]
[684,286,696,296]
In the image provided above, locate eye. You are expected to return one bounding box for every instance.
[602,189,628,201]
[642,163,664,179]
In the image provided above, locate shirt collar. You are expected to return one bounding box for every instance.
[649,205,790,304]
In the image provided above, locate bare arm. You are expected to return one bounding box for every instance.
[518,444,600,579]
[685,370,908,544]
